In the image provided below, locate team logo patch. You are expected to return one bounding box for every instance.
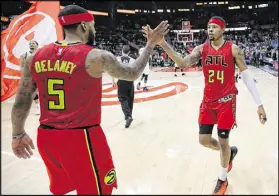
[101,80,189,106]
[104,169,116,185]
[1,2,63,101]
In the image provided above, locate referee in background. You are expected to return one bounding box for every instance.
[113,45,135,128]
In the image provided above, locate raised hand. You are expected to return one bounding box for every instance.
[142,21,169,48]
[142,25,151,39]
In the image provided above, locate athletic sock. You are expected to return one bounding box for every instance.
[219,166,228,181]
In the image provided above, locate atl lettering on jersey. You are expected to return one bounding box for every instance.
[201,41,238,102]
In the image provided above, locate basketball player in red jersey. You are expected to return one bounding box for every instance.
[143,16,267,195]
[10,5,169,195]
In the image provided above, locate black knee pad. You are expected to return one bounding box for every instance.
[199,124,214,134]
[217,129,231,139]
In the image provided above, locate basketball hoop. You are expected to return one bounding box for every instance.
[177,20,194,43]
[182,21,191,33]
[177,32,194,43]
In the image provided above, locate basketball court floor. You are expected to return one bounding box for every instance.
[1,66,278,195]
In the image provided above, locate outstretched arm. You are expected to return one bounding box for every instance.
[86,47,153,81]
[159,40,202,68]
[86,20,169,80]
[11,54,37,136]
[141,26,202,68]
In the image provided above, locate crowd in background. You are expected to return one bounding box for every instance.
[92,24,278,69]
[1,3,278,70]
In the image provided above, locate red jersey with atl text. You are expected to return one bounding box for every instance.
[30,42,102,129]
[201,41,237,102]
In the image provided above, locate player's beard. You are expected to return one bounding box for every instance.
[86,29,95,46]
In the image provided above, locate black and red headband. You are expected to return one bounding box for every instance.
[58,13,94,26]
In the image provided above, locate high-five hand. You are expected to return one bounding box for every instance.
[142,21,169,47]
[142,25,151,39]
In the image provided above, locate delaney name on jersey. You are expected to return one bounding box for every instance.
[34,60,77,74]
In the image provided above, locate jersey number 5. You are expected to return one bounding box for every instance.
[47,79,65,110]
[208,70,224,84]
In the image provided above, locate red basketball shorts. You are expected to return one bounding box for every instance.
[37,125,117,195]
[198,94,237,130]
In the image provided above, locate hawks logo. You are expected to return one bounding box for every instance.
[104,169,116,185]
[1,2,63,102]
[101,80,189,106]
[3,12,59,71]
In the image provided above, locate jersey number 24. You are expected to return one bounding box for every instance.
[208,70,224,84]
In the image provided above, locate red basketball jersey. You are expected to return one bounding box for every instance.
[30,42,102,129]
[201,41,237,102]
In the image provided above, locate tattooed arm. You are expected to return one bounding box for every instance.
[85,21,169,80]
[85,46,153,81]
[11,54,37,136]
[159,40,203,68]
[232,44,247,72]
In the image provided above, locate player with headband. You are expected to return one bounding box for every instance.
[10,5,169,195]
[143,16,267,195]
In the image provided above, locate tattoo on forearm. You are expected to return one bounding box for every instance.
[101,46,153,81]
[161,42,184,66]
[236,47,245,59]
[11,77,37,135]
[161,42,201,68]
[182,52,201,68]
[11,55,37,136]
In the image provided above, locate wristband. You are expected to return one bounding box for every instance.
[12,132,27,140]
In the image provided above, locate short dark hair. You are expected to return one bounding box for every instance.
[209,16,226,25]
[58,5,88,30]
[122,45,130,54]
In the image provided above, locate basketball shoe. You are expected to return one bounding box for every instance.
[213,146,238,195]
[213,179,228,195]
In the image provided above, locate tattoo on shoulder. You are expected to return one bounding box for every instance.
[236,46,244,58]
[86,50,104,70]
